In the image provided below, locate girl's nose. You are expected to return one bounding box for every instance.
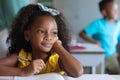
[44,35,52,41]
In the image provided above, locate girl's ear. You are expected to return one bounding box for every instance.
[24,30,30,42]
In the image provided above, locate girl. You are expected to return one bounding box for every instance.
[0,3,83,77]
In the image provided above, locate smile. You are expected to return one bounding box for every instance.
[41,43,53,48]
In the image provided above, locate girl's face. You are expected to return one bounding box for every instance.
[24,16,58,52]
[103,2,118,20]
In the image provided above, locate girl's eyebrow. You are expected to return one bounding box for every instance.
[34,25,45,27]
[35,25,58,29]
[33,24,58,30]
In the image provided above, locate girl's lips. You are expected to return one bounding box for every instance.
[41,43,53,48]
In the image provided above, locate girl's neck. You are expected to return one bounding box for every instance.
[32,50,50,62]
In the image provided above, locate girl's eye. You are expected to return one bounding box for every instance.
[52,32,58,35]
[37,29,45,34]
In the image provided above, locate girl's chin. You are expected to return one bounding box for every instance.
[42,48,52,52]
[39,45,52,52]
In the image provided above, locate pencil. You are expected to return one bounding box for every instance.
[18,56,32,62]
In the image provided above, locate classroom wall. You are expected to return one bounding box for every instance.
[53,0,120,42]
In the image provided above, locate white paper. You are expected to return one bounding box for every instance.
[0,74,117,80]
[14,74,117,80]
[14,73,64,80]
[64,74,116,80]
[0,76,14,80]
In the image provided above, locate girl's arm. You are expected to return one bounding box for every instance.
[52,40,83,77]
[0,54,18,66]
[0,54,45,76]
[0,54,24,76]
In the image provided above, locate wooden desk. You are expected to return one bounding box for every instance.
[71,43,105,74]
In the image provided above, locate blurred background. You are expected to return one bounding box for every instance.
[0,0,120,57]
[0,0,120,74]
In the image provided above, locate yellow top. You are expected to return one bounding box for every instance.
[17,49,64,74]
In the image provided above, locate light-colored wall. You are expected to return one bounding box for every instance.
[53,0,120,42]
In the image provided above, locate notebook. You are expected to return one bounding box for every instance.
[0,76,14,80]
[64,74,116,80]
[14,73,64,80]
[14,73,116,80]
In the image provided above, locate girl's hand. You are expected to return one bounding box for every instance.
[22,59,45,76]
[51,40,62,53]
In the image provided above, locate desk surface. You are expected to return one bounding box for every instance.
[111,75,120,80]
[70,43,104,54]
[0,73,120,80]
[0,74,120,80]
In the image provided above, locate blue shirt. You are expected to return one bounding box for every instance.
[85,18,120,57]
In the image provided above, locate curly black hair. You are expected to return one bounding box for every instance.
[99,0,115,11]
[7,4,70,55]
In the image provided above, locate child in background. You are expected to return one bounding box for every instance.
[0,3,83,77]
[79,0,120,74]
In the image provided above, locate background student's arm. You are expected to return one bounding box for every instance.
[79,30,100,46]
[52,40,83,77]
[79,20,101,46]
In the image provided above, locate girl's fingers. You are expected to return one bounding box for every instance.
[39,59,45,66]
[33,59,45,66]
[34,63,45,74]
[35,67,42,73]
[37,63,45,69]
